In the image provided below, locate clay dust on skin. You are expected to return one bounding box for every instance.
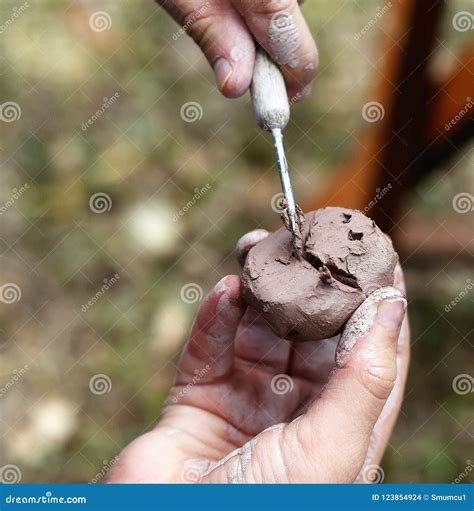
[198,437,258,483]
[268,12,301,68]
[206,277,243,350]
[202,423,287,483]
[361,309,409,470]
[336,287,405,367]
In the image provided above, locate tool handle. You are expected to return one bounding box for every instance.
[250,47,290,131]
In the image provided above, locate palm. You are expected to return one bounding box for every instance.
[170,307,338,452]
[108,272,340,483]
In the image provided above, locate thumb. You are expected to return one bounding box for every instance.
[201,287,406,483]
[303,288,407,482]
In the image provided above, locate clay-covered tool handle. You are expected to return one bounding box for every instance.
[250,47,290,131]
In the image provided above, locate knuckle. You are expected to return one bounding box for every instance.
[182,2,214,29]
[359,363,396,401]
[182,8,216,46]
[182,4,236,53]
[259,424,291,483]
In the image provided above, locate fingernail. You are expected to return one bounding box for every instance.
[213,58,233,92]
[376,298,407,333]
[236,229,269,267]
[213,275,230,295]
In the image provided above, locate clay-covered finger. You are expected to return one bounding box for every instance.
[295,296,406,482]
[236,229,270,267]
[175,275,245,383]
[357,263,411,473]
[231,0,318,100]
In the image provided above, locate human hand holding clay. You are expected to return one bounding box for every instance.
[108,209,410,483]
[157,0,318,100]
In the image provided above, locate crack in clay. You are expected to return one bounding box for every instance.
[324,262,361,290]
[268,12,301,68]
[282,207,362,290]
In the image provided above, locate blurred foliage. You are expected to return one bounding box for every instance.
[1,0,472,483]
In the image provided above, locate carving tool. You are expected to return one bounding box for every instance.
[250,47,297,237]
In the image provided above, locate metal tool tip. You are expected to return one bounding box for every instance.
[271,129,297,238]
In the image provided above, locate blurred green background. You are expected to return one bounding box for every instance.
[1,0,472,483]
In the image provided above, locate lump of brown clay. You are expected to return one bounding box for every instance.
[241,207,398,341]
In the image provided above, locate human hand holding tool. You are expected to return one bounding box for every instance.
[160,1,311,239]
[157,0,318,99]
[250,47,300,241]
